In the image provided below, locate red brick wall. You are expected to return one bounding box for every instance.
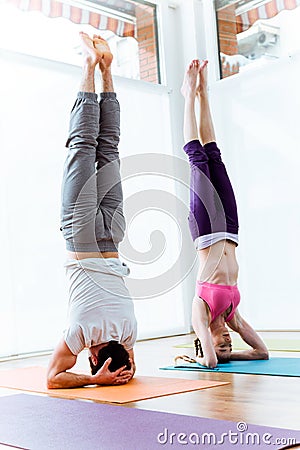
[217,5,239,78]
[135,3,159,83]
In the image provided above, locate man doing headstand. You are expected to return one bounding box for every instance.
[47,32,137,388]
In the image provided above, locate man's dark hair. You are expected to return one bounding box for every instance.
[89,340,131,375]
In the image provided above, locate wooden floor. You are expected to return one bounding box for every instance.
[0,333,300,433]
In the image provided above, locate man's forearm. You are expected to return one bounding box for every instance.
[47,371,95,389]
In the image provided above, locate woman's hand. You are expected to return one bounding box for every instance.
[195,355,218,369]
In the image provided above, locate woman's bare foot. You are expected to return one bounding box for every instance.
[79,31,102,66]
[197,60,208,96]
[181,59,200,99]
[93,35,113,71]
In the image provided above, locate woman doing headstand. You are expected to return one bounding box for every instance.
[181,59,268,368]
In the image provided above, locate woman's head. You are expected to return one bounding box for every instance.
[211,326,232,363]
[89,340,131,375]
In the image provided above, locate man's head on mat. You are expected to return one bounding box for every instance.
[89,340,131,374]
[211,327,232,363]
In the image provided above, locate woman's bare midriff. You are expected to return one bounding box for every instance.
[67,251,119,260]
[197,239,239,285]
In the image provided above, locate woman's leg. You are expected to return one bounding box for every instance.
[60,33,102,252]
[94,37,125,252]
[181,61,224,241]
[197,63,239,235]
[182,60,201,145]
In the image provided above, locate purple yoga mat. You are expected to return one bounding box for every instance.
[0,394,299,450]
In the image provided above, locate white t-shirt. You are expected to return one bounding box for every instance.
[64,258,137,355]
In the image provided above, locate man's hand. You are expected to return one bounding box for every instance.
[47,340,136,389]
[91,358,133,386]
[117,357,135,383]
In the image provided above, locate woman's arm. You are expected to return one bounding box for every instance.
[192,297,218,368]
[227,310,269,360]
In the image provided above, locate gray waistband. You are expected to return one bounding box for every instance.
[65,239,118,253]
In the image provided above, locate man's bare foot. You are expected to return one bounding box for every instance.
[181,60,200,99]
[79,31,102,66]
[93,35,113,71]
[197,60,208,96]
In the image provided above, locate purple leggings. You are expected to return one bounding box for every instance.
[184,140,239,241]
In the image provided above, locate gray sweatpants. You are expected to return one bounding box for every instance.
[60,92,125,253]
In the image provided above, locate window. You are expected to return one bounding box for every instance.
[1,0,160,83]
[215,0,300,78]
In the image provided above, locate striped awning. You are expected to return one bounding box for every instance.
[237,0,300,32]
[6,0,136,37]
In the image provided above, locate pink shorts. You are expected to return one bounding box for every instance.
[196,281,240,322]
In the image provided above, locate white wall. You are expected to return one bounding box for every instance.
[0,51,71,356]
[116,76,194,339]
